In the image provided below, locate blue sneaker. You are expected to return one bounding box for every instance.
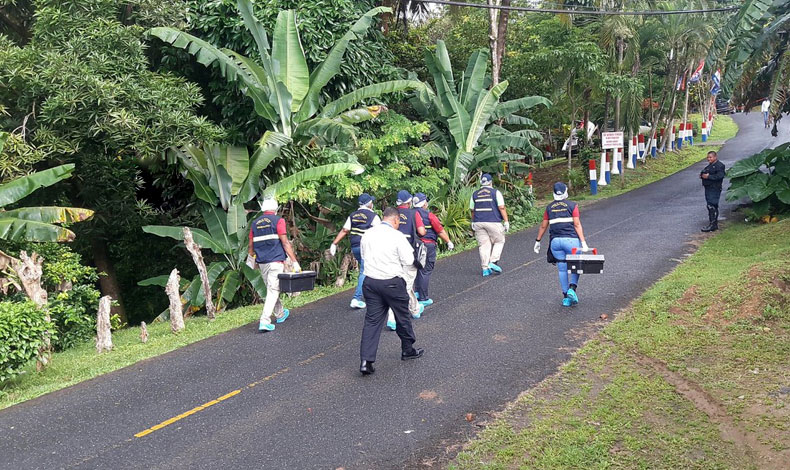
[259,321,275,332]
[412,303,425,319]
[276,309,290,323]
[562,297,572,307]
[488,262,502,273]
[387,319,396,330]
[566,288,579,305]
[482,268,492,277]
[419,298,433,307]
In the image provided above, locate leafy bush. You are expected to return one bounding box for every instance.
[565,167,588,194]
[48,285,100,351]
[726,142,790,217]
[435,186,474,244]
[0,301,51,383]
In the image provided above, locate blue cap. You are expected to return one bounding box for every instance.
[553,182,568,195]
[358,193,374,205]
[481,173,493,185]
[412,192,427,206]
[396,190,412,205]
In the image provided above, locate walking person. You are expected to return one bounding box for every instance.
[391,190,425,326]
[247,197,301,332]
[328,193,380,309]
[470,173,510,276]
[412,192,454,306]
[700,151,726,232]
[762,98,771,129]
[533,182,589,307]
[359,207,425,375]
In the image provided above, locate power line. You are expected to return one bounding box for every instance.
[420,0,740,16]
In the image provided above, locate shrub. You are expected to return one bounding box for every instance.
[0,301,51,383]
[726,142,790,217]
[435,186,475,244]
[48,285,100,351]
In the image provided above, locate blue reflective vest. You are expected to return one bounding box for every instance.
[472,187,503,222]
[251,214,286,263]
[546,200,579,239]
[397,207,417,241]
[349,208,376,248]
[415,207,437,242]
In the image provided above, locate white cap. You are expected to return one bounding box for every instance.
[259,197,278,212]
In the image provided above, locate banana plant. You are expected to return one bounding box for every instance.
[149,1,425,147]
[0,158,93,242]
[411,41,550,186]
[139,135,364,315]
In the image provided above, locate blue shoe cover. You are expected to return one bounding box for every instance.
[387,319,396,330]
[566,288,578,305]
[419,298,433,306]
[259,321,275,332]
[276,309,290,323]
[482,268,492,277]
[412,303,424,319]
[562,298,572,307]
[488,262,502,273]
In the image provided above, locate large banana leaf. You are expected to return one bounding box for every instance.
[1,206,93,224]
[235,0,272,68]
[319,80,425,118]
[226,200,247,237]
[296,117,358,146]
[447,107,472,152]
[216,145,250,195]
[272,10,309,112]
[200,205,234,252]
[295,6,390,122]
[492,96,552,120]
[424,49,454,117]
[142,225,229,254]
[241,263,267,299]
[271,81,293,136]
[208,163,233,210]
[466,81,509,152]
[219,270,241,304]
[238,131,291,203]
[434,40,456,95]
[0,218,76,242]
[264,163,364,198]
[192,261,230,306]
[460,49,489,111]
[0,164,75,207]
[335,106,387,124]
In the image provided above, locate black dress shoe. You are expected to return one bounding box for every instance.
[401,348,425,361]
[360,360,375,375]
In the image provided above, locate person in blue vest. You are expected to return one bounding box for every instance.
[247,197,302,332]
[328,193,381,309]
[387,190,426,330]
[412,192,454,307]
[470,173,510,276]
[533,182,590,307]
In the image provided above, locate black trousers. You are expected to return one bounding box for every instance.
[360,277,417,362]
[415,243,437,299]
[705,187,721,224]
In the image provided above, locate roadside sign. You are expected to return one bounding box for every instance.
[602,132,624,149]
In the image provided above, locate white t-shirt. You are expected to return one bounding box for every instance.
[469,187,505,210]
[343,207,381,231]
[360,222,414,280]
[761,100,771,112]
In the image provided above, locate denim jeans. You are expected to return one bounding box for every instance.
[550,237,581,295]
[351,245,365,301]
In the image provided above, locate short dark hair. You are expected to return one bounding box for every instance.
[382,207,399,219]
[707,151,717,157]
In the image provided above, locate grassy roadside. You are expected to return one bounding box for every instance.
[0,115,739,410]
[450,218,790,470]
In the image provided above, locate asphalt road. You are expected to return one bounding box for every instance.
[1,113,785,470]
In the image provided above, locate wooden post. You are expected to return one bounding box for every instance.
[140,321,148,343]
[166,268,184,333]
[182,227,215,319]
[334,253,355,288]
[95,295,113,353]
[13,251,49,370]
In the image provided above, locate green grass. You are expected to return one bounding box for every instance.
[450,219,790,470]
[0,115,739,410]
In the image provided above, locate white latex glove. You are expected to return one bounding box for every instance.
[503,221,510,233]
[292,261,302,273]
[329,243,337,257]
[581,241,590,252]
[533,241,541,254]
[447,241,455,251]
[245,254,256,269]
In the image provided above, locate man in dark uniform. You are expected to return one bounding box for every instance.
[412,192,454,307]
[394,190,426,323]
[700,151,726,232]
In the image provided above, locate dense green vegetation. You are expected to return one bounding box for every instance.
[0,0,781,393]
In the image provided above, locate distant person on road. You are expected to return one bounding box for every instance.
[533,182,590,307]
[762,98,771,128]
[700,151,726,232]
[358,207,425,375]
[394,190,426,326]
[470,173,510,276]
[412,192,454,307]
[248,197,301,332]
[328,193,381,310]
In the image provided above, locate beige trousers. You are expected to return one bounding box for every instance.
[259,262,285,325]
[387,264,420,323]
[472,222,506,269]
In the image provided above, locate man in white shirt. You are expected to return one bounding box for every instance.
[358,207,425,375]
[762,98,771,128]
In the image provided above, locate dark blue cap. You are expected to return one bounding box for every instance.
[412,192,427,206]
[396,190,412,205]
[358,193,374,205]
[481,173,493,184]
[553,182,568,195]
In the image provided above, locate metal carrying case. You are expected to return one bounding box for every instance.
[278,271,317,293]
[565,248,605,275]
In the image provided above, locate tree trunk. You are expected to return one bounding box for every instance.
[95,295,113,353]
[182,228,216,319]
[614,38,625,132]
[682,61,693,134]
[488,0,501,85]
[333,253,355,288]
[140,321,148,343]
[602,91,610,137]
[166,268,185,333]
[14,251,50,370]
[91,238,127,323]
[495,0,511,84]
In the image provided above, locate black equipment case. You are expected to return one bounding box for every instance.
[565,248,605,275]
[278,271,317,293]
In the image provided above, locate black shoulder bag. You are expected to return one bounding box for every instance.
[410,212,428,269]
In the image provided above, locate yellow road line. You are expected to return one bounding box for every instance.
[134,389,241,438]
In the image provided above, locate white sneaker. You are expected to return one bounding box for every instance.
[350,298,366,309]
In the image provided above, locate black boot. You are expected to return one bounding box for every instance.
[701,205,718,232]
